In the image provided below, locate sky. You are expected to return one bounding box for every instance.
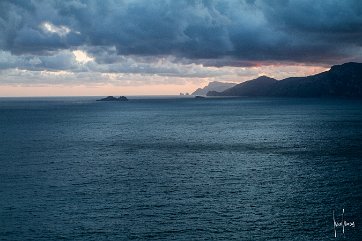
[0,0,362,96]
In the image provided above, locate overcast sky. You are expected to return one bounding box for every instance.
[1,0,361,96]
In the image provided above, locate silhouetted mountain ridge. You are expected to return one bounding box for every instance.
[208,76,277,97]
[207,63,362,97]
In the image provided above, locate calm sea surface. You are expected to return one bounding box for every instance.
[0,97,361,240]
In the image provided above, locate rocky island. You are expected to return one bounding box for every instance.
[97,96,128,101]
[195,96,205,99]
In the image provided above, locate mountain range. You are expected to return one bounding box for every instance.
[206,62,362,98]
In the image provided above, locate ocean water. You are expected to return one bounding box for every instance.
[0,97,361,241]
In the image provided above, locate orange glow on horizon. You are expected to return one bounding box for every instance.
[0,64,329,97]
[0,83,205,97]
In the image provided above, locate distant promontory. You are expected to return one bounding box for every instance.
[192,81,236,96]
[206,62,362,98]
[97,96,128,101]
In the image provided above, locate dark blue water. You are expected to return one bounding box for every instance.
[0,97,361,240]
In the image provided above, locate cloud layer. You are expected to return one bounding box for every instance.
[0,0,361,88]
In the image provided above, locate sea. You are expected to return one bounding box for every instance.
[0,96,361,240]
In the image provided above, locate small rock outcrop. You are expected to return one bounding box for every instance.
[97,96,128,101]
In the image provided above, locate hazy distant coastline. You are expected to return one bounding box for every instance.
[192,81,236,96]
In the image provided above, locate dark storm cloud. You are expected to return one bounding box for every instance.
[1,0,362,67]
